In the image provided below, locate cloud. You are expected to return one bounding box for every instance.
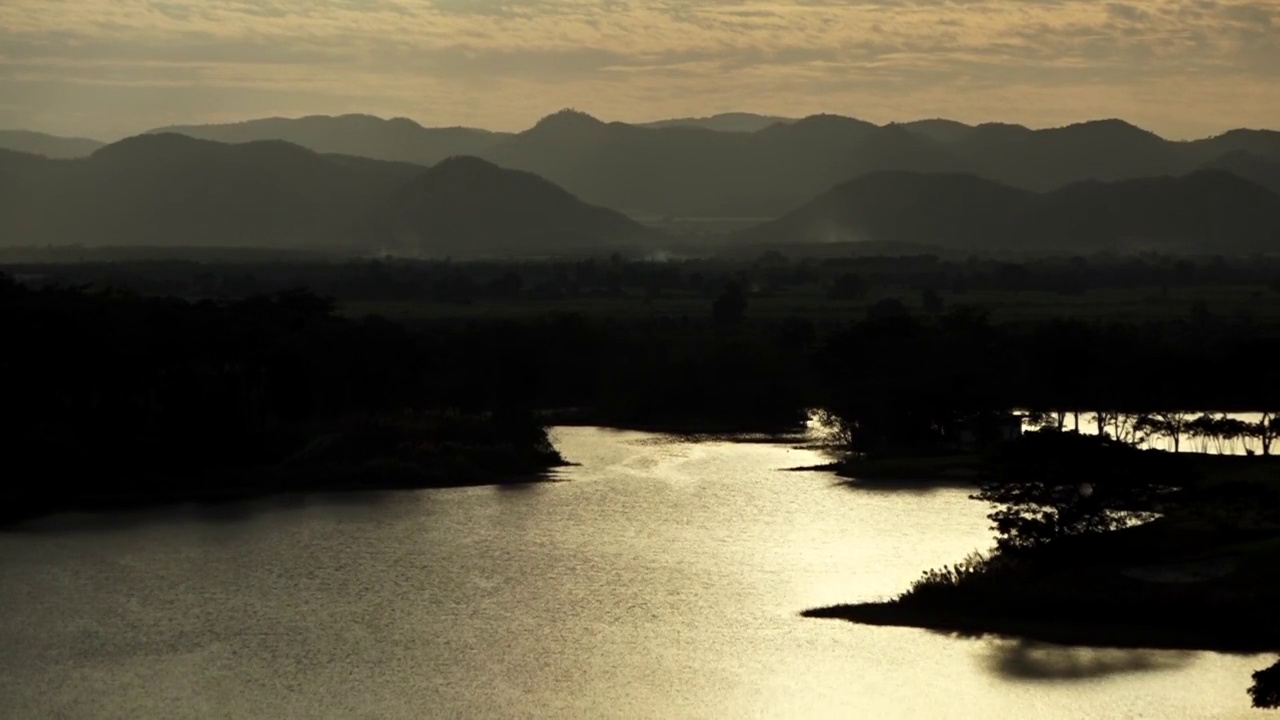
[0,0,1276,138]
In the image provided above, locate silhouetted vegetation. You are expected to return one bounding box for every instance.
[0,275,568,522]
[7,251,1280,321]
[975,431,1177,551]
[1253,661,1280,708]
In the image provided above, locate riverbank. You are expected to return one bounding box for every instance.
[3,414,567,527]
[797,449,1280,489]
[803,602,1280,653]
[805,517,1280,653]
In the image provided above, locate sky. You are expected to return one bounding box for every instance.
[0,0,1277,140]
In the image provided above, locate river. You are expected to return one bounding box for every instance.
[0,427,1269,718]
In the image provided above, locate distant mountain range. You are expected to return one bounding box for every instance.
[0,130,104,159]
[636,113,794,133]
[148,114,510,167]
[6,111,1277,218]
[2,110,1279,256]
[0,134,643,256]
[475,112,1280,217]
[738,170,1280,254]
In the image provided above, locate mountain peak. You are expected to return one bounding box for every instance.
[758,113,876,140]
[1057,118,1157,138]
[91,132,214,160]
[532,109,605,132]
[791,114,873,129]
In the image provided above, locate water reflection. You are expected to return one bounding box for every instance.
[984,640,1196,682]
[10,489,410,535]
[835,477,979,494]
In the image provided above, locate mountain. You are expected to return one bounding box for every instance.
[478,111,1280,219]
[377,156,644,256]
[1184,129,1280,163]
[0,134,646,256]
[125,110,1280,219]
[0,130,103,159]
[738,170,1280,254]
[148,114,509,166]
[0,134,424,249]
[1202,151,1280,194]
[10,110,1280,253]
[478,110,968,217]
[899,119,975,145]
[903,120,1280,191]
[738,172,1032,249]
[943,119,1176,191]
[638,113,795,133]
[479,109,767,216]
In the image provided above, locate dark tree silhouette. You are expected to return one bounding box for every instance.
[713,281,747,326]
[866,297,910,323]
[974,431,1179,551]
[1252,660,1280,708]
[921,288,945,315]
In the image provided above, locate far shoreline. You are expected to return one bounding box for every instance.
[1,467,567,530]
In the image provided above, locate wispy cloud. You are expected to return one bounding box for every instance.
[0,0,1276,138]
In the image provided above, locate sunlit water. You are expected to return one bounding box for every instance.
[0,427,1269,718]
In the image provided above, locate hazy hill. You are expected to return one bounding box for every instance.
[738,170,1280,254]
[738,172,1032,249]
[0,134,646,255]
[149,114,509,166]
[0,133,423,248]
[0,130,103,159]
[942,119,1176,191]
[1034,170,1280,252]
[1184,129,1280,162]
[476,111,1280,219]
[377,156,645,256]
[1202,151,1280,194]
[638,113,794,132]
[903,120,1280,191]
[899,119,975,145]
[479,110,769,217]
[477,109,970,217]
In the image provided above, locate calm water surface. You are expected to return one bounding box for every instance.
[0,427,1269,718]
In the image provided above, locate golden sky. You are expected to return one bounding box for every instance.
[1,0,1276,139]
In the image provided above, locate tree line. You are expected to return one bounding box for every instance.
[5,251,1280,307]
[6,270,1280,517]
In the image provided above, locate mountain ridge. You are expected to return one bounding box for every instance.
[0,134,645,256]
[0,130,105,159]
[738,169,1280,254]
